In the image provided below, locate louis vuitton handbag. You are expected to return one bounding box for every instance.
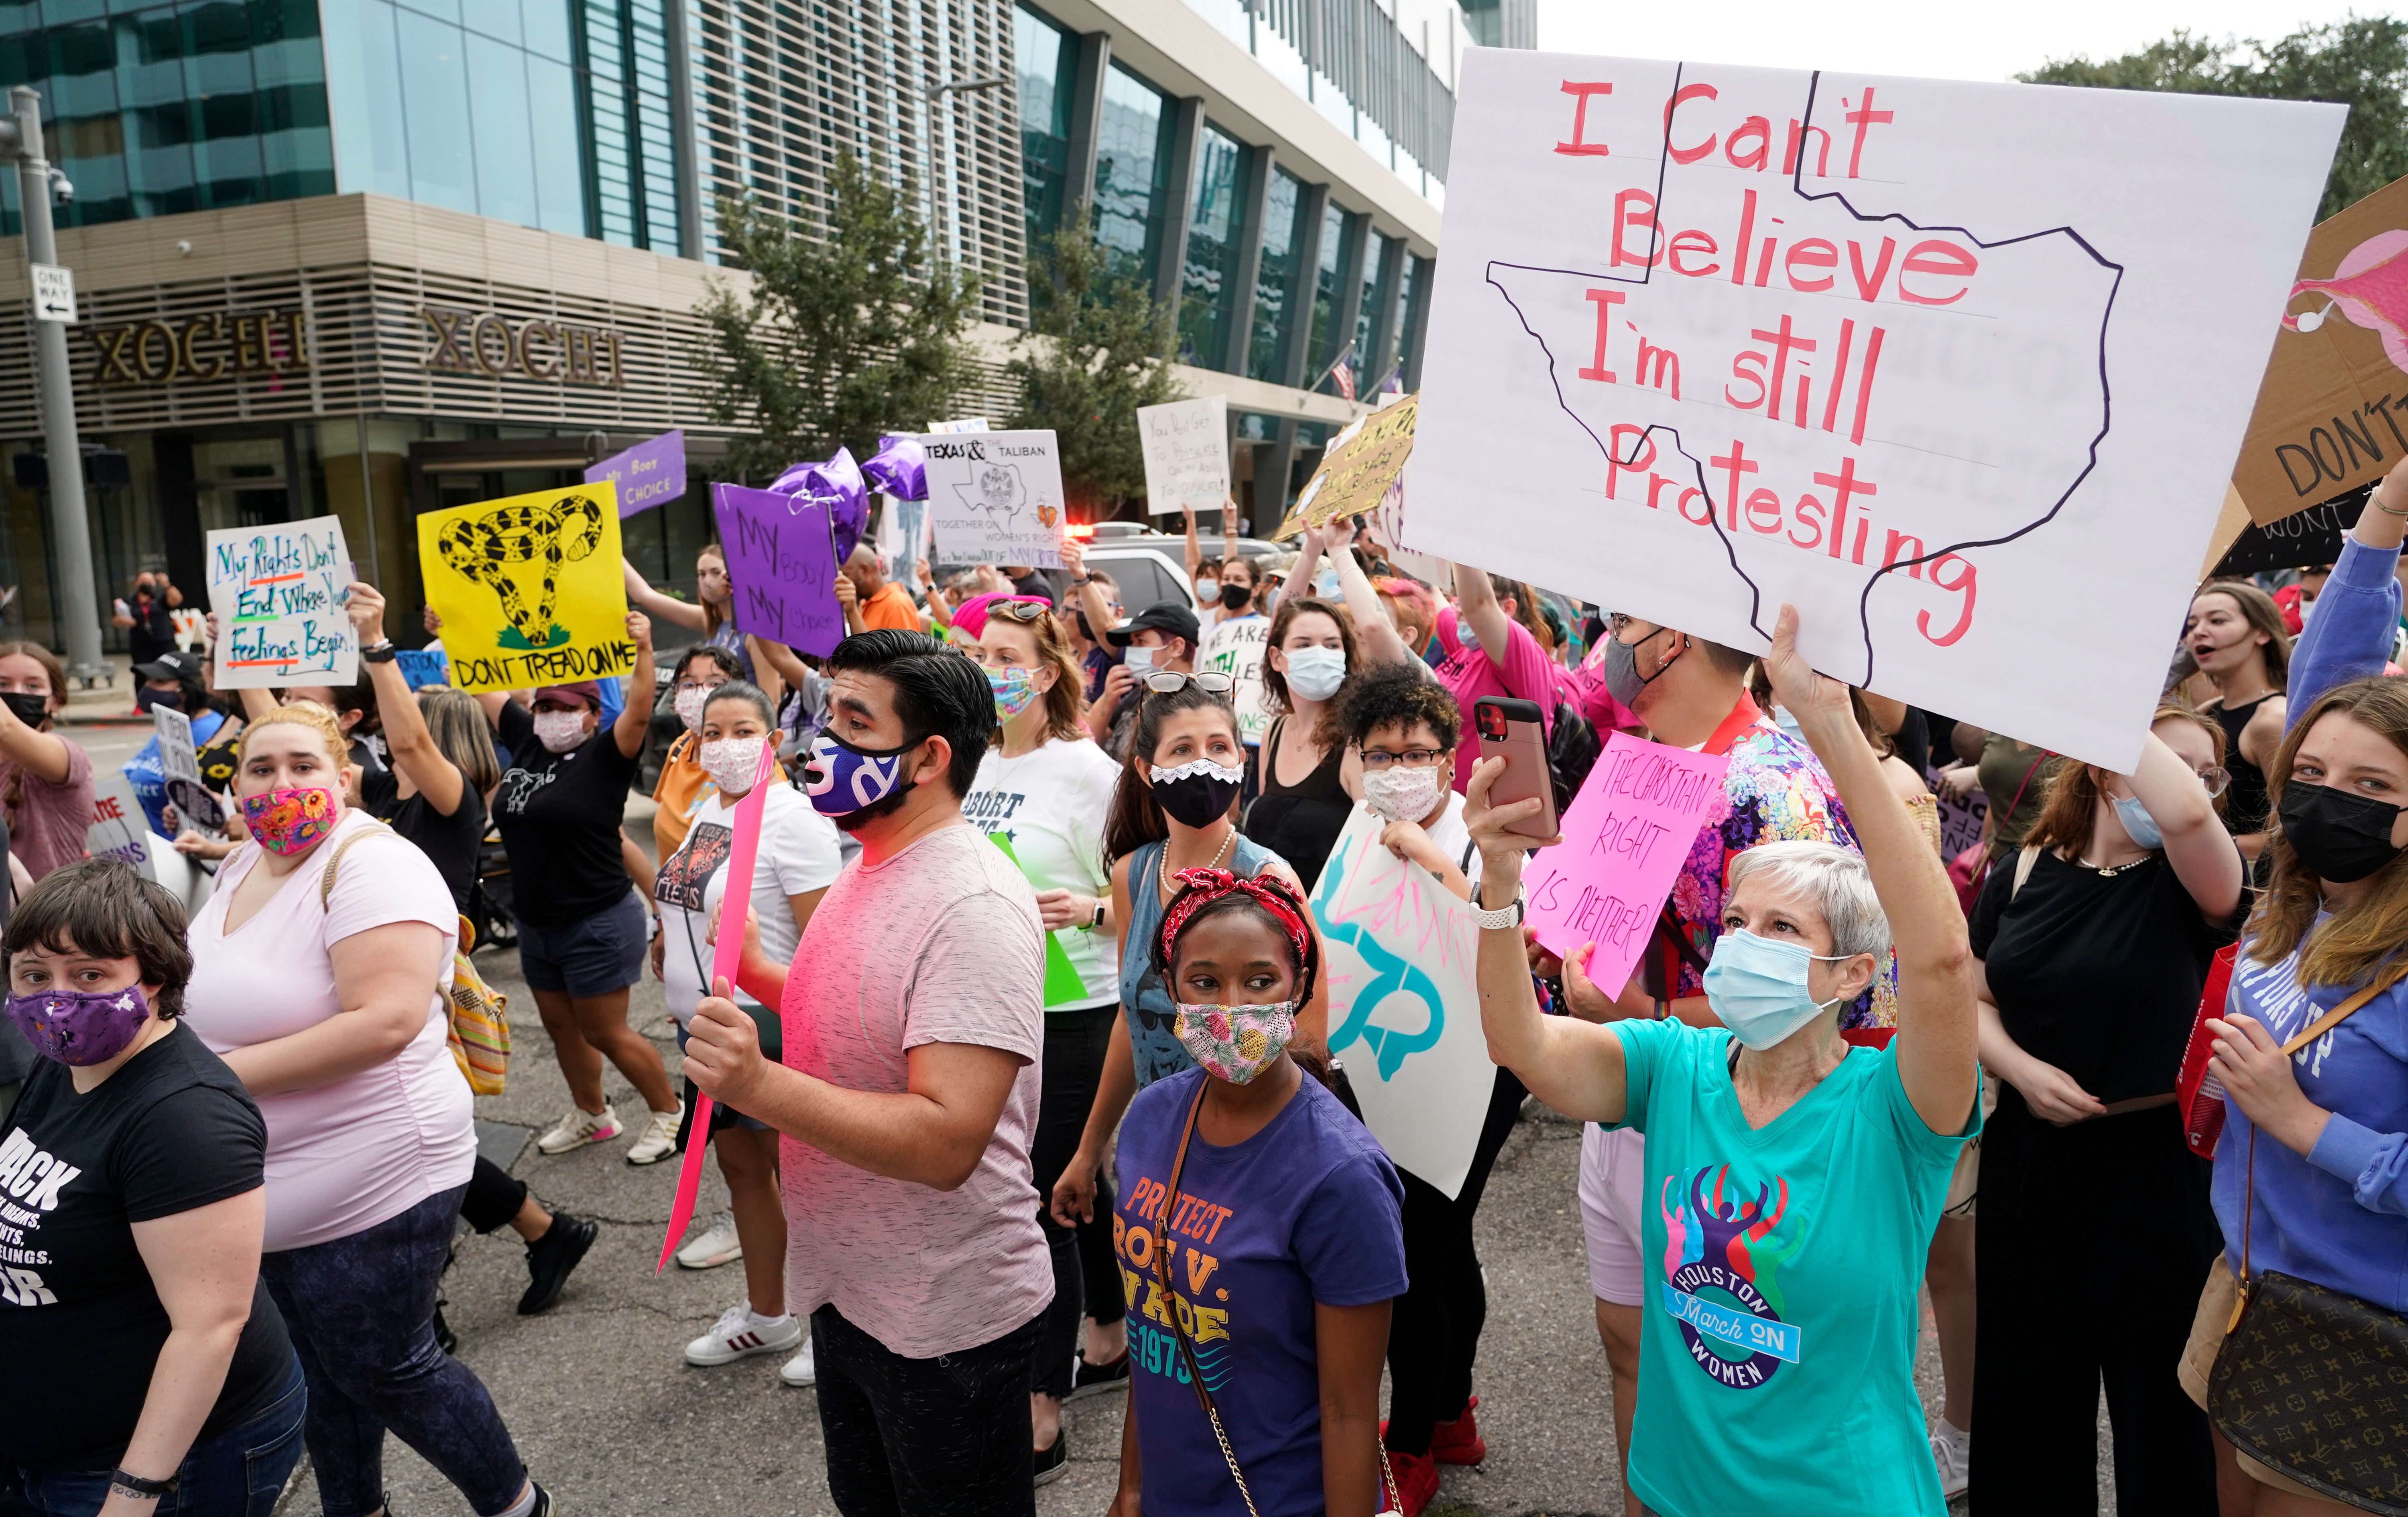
[2207,973,2408,1515]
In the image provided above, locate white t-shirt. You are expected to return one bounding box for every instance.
[185,808,472,1253]
[1197,612,1271,745]
[964,737,1121,1011]
[779,822,1050,1359]
[655,781,843,1024]
[1421,788,1485,892]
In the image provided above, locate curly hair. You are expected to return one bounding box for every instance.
[1338,660,1462,751]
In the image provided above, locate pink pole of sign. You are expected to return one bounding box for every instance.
[655,741,780,1274]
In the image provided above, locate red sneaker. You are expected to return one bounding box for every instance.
[1430,1397,1487,1466]
[1381,1448,1441,1516]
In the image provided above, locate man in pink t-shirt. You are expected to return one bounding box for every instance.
[684,628,1050,1516]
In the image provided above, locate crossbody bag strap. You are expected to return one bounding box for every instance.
[317,821,395,909]
[2011,845,2041,902]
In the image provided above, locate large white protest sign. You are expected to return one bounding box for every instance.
[86,773,152,876]
[922,430,1067,569]
[1137,396,1229,514]
[1310,807,1491,1199]
[204,515,357,690]
[1407,54,2342,772]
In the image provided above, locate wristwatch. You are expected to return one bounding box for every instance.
[112,1470,179,1501]
[1089,898,1106,929]
[360,640,397,664]
[1471,888,1524,931]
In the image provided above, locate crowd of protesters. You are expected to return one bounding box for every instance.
[0,454,2402,1517]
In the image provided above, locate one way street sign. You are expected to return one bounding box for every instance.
[30,263,74,324]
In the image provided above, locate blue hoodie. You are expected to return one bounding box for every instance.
[2211,531,2408,1311]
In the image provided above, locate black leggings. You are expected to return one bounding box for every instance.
[1383,1065,1529,1456]
[1029,1003,1124,1400]
[460,1154,527,1235]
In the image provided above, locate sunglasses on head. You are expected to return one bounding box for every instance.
[987,599,1051,624]
[1143,671,1234,696]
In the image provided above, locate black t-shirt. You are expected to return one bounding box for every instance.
[1245,716,1353,893]
[0,1024,295,1469]
[127,593,176,666]
[363,765,488,915]
[491,700,639,928]
[1970,848,2241,1105]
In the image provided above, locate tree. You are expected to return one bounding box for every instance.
[1005,207,1188,518]
[695,151,982,481]
[2022,18,2408,219]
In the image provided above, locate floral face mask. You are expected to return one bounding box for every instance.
[1172,1000,1297,1085]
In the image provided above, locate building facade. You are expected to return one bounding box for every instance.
[0,0,1470,651]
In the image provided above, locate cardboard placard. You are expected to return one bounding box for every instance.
[205,516,358,690]
[416,482,635,694]
[2215,485,2369,578]
[921,430,1068,569]
[1138,395,1230,515]
[710,483,845,658]
[586,429,687,518]
[1275,395,1417,538]
[1408,52,2341,773]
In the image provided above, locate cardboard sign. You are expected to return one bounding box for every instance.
[153,706,200,786]
[921,430,1067,569]
[586,429,687,518]
[710,483,845,658]
[1930,772,1988,862]
[86,774,153,877]
[416,482,635,694]
[1310,806,1491,1198]
[1408,52,2341,773]
[1276,394,1418,537]
[1138,395,1230,515]
[395,648,452,690]
[204,516,358,690]
[1523,733,1731,992]
[2216,484,2369,578]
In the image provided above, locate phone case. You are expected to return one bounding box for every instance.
[1475,697,1558,840]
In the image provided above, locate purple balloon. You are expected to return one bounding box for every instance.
[797,447,869,562]
[862,433,928,502]
[767,458,814,496]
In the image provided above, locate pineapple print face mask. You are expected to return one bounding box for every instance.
[1171,1001,1298,1085]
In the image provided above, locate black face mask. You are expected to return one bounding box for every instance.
[1149,758,1244,829]
[2278,780,2407,883]
[0,691,48,727]
[1075,609,1094,642]
[1219,583,1252,612]
[135,686,183,715]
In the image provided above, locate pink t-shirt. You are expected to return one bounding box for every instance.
[185,808,472,1252]
[779,821,1050,1358]
[1434,606,1560,793]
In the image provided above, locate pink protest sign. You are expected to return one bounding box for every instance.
[1523,731,1729,996]
[656,740,779,1275]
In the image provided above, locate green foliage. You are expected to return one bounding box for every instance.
[2021,18,2408,219]
[1004,207,1188,516]
[695,151,982,481]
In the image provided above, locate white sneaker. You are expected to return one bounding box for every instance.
[684,1304,803,1366]
[624,1104,685,1166]
[675,1212,744,1270]
[1930,1424,1970,1500]
[536,1104,621,1154]
[780,1338,817,1387]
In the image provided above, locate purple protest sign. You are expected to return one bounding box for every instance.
[711,483,844,656]
[586,430,687,518]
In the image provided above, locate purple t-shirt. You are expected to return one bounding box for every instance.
[1112,1068,1407,1517]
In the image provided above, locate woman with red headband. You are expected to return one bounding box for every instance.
[1104,866,1407,1517]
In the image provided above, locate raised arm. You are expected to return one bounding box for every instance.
[2124,729,2242,920]
[1762,605,1977,1135]
[612,612,655,759]
[2288,454,2408,724]
[347,583,464,816]
[1326,520,1406,668]
[1183,502,1204,579]
[623,557,708,632]
[1452,562,1513,668]
[1058,538,1117,642]
[0,684,72,783]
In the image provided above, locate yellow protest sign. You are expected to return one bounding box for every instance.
[1275,395,1417,539]
[417,481,635,692]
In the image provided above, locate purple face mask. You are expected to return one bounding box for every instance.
[5,984,152,1066]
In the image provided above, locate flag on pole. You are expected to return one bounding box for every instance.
[1374,361,1404,399]
[1313,339,1359,401]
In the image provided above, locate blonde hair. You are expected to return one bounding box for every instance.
[238,700,348,768]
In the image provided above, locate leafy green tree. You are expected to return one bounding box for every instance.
[1005,207,1188,518]
[696,151,982,481]
[2022,18,2408,219]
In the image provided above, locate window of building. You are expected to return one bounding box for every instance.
[1246,167,1301,385]
[1016,4,1075,252]
[1397,252,1432,388]
[1307,202,1354,380]
[1092,60,1170,285]
[577,0,680,252]
[1354,227,1395,379]
[1178,124,1249,370]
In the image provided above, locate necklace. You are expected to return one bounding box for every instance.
[2075,851,2152,876]
[1161,823,1236,900]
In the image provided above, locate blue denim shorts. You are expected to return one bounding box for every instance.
[516,889,648,998]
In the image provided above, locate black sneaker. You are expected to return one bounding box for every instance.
[531,1482,557,1515]
[1033,1429,1069,1487]
[518,1213,599,1316]
[1067,1348,1131,1401]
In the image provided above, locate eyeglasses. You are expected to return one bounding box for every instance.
[1143,671,1235,696]
[2194,766,2231,798]
[1358,747,1445,770]
[987,599,1051,624]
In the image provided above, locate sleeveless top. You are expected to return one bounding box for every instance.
[1243,715,1354,893]
[1119,833,1286,1090]
[2211,694,2273,835]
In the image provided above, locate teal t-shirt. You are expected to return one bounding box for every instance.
[1603,1018,1977,1517]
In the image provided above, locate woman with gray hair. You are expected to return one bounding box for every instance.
[1467,604,1979,1517]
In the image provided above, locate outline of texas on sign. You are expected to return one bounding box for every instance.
[1488,67,2119,685]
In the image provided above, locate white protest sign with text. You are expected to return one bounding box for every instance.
[204,515,358,690]
[1138,395,1229,514]
[921,430,1067,570]
[1408,53,2341,771]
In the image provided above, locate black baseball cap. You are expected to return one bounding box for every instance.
[132,649,201,684]
[1106,601,1201,648]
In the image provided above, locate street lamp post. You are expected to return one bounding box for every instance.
[0,85,105,683]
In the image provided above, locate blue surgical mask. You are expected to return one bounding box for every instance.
[2113,791,2163,850]
[1283,646,1346,703]
[1123,645,1157,676]
[803,731,915,817]
[1701,928,1854,1051]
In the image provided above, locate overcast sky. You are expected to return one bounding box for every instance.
[1537,1,2387,82]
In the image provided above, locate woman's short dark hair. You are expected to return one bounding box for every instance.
[5,858,193,1019]
[1340,661,1462,751]
[702,679,777,729]
[826,630,993,798]
[675,644,743,684]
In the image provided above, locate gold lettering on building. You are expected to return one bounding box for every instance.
[419,305,622,388]
[89,309,309,387]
